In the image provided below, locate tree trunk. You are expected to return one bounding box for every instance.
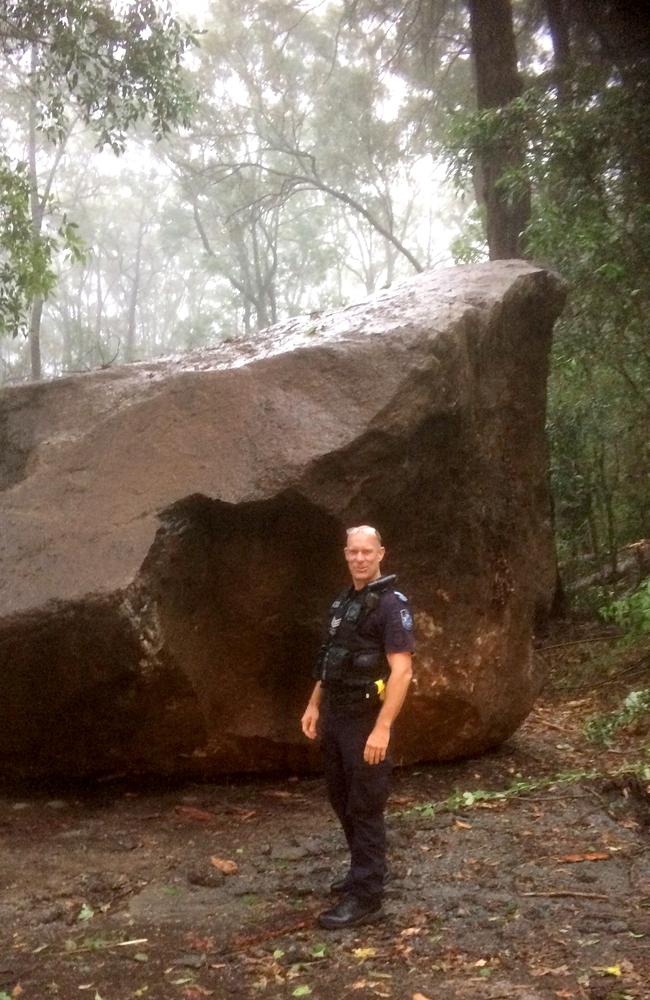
[29,297,44,380]
[28,47,43,380]
[545,0,573,105]
[125,213,146,363]
[467,0,531,259]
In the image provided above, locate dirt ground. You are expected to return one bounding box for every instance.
[1,627,649,1000]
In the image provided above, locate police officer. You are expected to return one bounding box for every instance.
[301,525,414,929]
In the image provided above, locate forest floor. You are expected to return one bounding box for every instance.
[1,621,649,1000]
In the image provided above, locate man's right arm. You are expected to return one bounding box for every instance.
[301,681,322,740]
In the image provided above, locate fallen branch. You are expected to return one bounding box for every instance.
[221,911,318,954]
[520,890,609,900]
[533,718,569,733]
[60,937,148,955]
[536,633,623,651]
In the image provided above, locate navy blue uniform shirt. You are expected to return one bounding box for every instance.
[343,586,416,655]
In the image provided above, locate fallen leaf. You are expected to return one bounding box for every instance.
[187,937,215,952]
[400,927,422,937]
[454,820,472,830]
[351,983,367,991]
[11,988,23,999]
[174,806,216,822]
[553,991,575,998]
[352,947,377,960]
[412,993,433,1000]
[210,856,238,875]
[558,852,609,863]
[292,987,312,997]
[618,818,640,830]
[530,965,569,977]
[182,988,214,998]
[593,964,622,977]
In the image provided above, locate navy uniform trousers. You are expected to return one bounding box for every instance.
[321,700,392,903]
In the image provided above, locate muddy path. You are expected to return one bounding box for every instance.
[1,643,649,1000]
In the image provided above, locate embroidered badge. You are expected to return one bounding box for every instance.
[400,608,413,630]
[393,590,408,602]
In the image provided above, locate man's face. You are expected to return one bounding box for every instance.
[344,531,385,589]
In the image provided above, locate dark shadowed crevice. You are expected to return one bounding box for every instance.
[0,399,34,491]
[128,490,345,770]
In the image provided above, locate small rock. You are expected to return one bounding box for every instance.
[187,867,223,888]
[270,844,308,861]
[173,953,205,969]
[282,884,313,897]
[32,903,66,924]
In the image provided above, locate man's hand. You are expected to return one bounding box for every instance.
[301,704,319,740]
[364,722,390,765]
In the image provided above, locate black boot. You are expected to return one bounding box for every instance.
[330,868,390,894]
[318,895,384,929]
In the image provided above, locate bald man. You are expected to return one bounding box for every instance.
[301,526,414,929]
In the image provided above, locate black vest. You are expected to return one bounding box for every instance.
[316,575,396,689]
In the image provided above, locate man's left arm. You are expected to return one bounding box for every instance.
[363,651,413,765]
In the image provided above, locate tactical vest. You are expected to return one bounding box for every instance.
[316,574,396,692]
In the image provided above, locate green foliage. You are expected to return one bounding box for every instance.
[0,157,87,338]
[1,0,197,149]
[449,205,488,264]
[445,76,650,571]
[399,768,600,818]
[600,581,650,637]
[0,157,56,336]
[584,688,650,747]
[0,0,197,340]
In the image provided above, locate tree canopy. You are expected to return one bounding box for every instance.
[0,0,196,350]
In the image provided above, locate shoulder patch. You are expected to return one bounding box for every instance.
[393,590,408,603]
[400,608,413,630]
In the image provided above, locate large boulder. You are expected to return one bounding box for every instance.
[0,261,565,780]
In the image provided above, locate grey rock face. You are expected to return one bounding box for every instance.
[0,261,565,779]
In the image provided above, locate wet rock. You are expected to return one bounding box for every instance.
[0,261,566,779]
